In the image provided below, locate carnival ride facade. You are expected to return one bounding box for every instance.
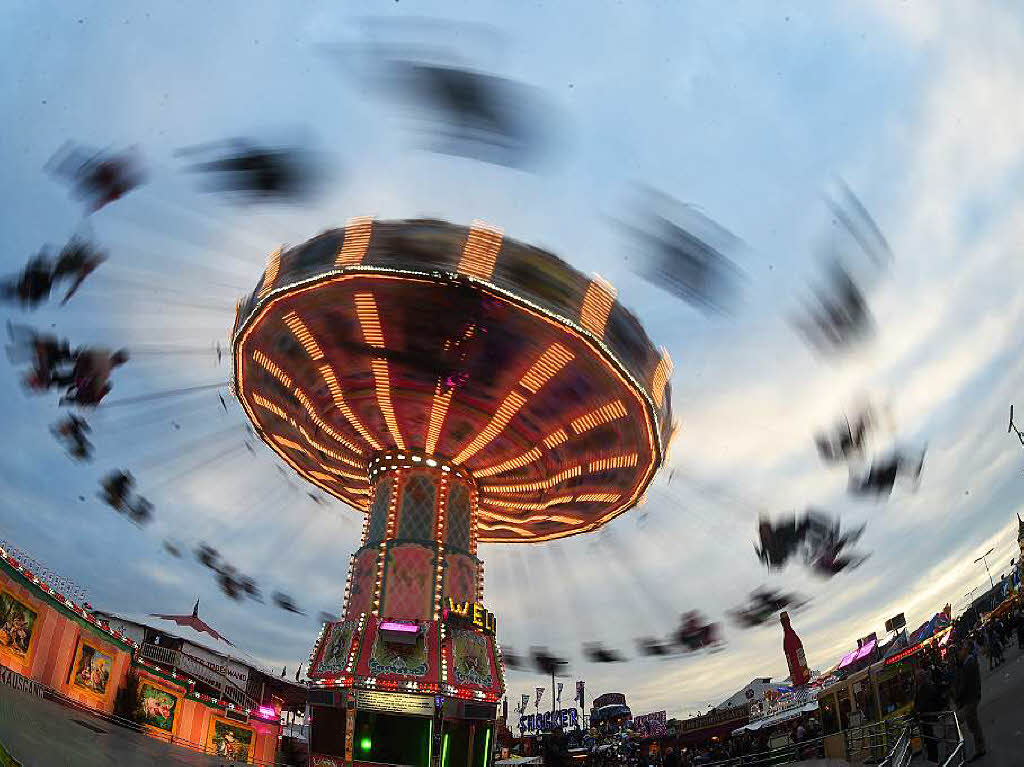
[231,218,674,766]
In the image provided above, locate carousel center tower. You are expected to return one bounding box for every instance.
[231,218,673,767]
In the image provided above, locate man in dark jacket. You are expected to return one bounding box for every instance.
[543,727,569,767]
[953,641,986,761]
[915,667,945,763]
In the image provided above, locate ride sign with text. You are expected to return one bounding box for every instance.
[520,708,579,732]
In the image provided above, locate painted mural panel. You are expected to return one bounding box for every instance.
[345,548,378,619]
[136,681,181,734]
[69,638,113,698]
[317,620,357,675]
[451,628,493,687]
[207,716,255,761]
[379,543,435,620]
[368,622,430,677]
[0,590,38,663]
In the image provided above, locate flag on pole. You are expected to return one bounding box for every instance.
[520,693,530,712]
[575,680,585,703]
[535,687,545,708]
[557,682,563,705]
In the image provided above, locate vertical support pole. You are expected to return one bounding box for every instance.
[345,696,356,765]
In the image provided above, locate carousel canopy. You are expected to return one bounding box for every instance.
[232,219,674,542]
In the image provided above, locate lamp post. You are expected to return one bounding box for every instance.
[974,548,996,590]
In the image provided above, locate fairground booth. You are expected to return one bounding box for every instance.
[813,609,952,761]
[0,543,289,764]
[589,692,632,734]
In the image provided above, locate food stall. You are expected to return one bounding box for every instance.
[816,620,951,760]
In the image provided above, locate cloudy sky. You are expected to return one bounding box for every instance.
[1,1,1022,719]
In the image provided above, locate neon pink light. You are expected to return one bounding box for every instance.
[837,650,858,669]
[854,638,877,660]
[258,705,277,719]
[379,621,419,633]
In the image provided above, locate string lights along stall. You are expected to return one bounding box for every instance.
[231,219,674,767]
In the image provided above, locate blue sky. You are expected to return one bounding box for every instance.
[1,1,1022,718]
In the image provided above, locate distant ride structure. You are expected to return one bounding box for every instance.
[231,218,674,767]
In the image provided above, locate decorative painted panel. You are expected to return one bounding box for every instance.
[315,620,358,675]
[344,548,378,620]
[450,628,493,687]
[442,553,478,604]
[445,483,472,551]
[379,543,436,621]
[353,617,440,685]
[397,475,436,541]
[366,482,390,545]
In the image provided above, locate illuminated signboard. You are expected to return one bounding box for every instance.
[633,711,667,737]
[443,598,496,636]
[355,690,434,716]
[884,643,924,666]
[520,708,579,732]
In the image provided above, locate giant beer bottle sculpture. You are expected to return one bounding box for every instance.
[780,611,810,687]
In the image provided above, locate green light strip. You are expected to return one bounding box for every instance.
[427,718,434,767]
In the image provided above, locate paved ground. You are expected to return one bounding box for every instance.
[909,640,1024,766]
[0,643,1020,766]
[969,640,1023,767]
[0,682,257,767]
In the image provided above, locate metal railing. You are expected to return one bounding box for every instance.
[677,709,966,767]
[842,714,915,764]
[844,710,966,767]
[882,725,912,767]
[139,642,256,710]
[918,711,966,767]
[703,736,827,766]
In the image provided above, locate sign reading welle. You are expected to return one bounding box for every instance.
[443,597,496,635]
[520,708,580,732]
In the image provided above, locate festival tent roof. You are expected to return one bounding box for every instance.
[95,601,271,673]
[732,701,818,734]
[908,612,950,646]
[591,704,631,722]
[880,630,909,661]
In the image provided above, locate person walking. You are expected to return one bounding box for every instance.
[914,667,945,763]
[953,641,986,762]
[987,624,1004,668]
